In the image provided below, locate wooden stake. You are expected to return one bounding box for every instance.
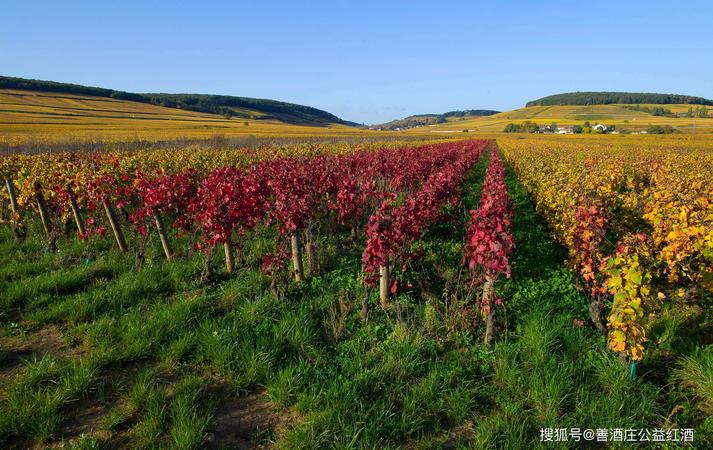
[103,199,128,252]
[379,257,390,309]
[35,189,52,236]
[224,239,234,274]
[66,187,86,236]
[305,227,319,276]
[5,178,26,241]
[153,213,173,261]
[5,179,18,213]
[291,234,304,281]
[360,289,370,323]
[483,275,495,345]
[588,298,607,334]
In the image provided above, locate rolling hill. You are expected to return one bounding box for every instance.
[0,77,370,143]
[374,110,499,130]
[0,89,367,143]
[0,76,357,126]
[3,78,712,141]
[408,103,713,134]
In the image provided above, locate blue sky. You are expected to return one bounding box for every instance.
[2,1,712,124]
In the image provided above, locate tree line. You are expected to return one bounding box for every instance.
[527,92,713,107]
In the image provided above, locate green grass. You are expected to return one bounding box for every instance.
[0,148,710,448]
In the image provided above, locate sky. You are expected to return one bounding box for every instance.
[2,0,712,124]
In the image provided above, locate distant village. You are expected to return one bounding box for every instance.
[536,122,621,134]
[503,120,664,134]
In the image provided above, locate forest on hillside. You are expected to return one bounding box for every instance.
[527,91,713,107]
[0,76,349,125]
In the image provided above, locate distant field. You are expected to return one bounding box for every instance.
[413,104,713,133]
[3,90,713,146]
[0,89,373,145]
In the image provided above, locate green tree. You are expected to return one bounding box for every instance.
[523,121,539,133]
[647,125,676,134]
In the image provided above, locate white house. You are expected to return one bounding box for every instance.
[593,124,608,132]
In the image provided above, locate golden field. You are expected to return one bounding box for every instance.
[410,104,713,134]
[0,89,379,146]
[2,89,712,147]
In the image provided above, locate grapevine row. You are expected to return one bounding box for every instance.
[462,146,514,344]
[499,137,712,361]
[362,142,487,306]
[2,140,490,301]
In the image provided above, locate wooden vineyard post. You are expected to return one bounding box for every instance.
[153,213,173,261]
[103,199,128,252]
[66,187,86,236]
[224,239,234,274]
[291,234,304,281]
[588,298,607,334]
[304,226,319,276]
[35,186,52,236]
[379,257,390,309]
[5,179,19,214]
[4,178,24,240]
[482,275,496,345]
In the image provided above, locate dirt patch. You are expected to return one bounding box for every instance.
[442,421,475,448]
[0,325,72,376]
[208,389,296,449]
[60,398,109,438]
[403,420,475,449]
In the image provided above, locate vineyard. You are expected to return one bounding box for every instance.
[1,140,490,299]
[0,87,368,147]
[500,137,712,362]
[0,136,711,448]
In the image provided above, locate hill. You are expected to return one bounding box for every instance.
[0,88,366,145]
[374,109,499,130]
[407,103,713,134]
[527,91,713,107]
[0,76,355,126]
